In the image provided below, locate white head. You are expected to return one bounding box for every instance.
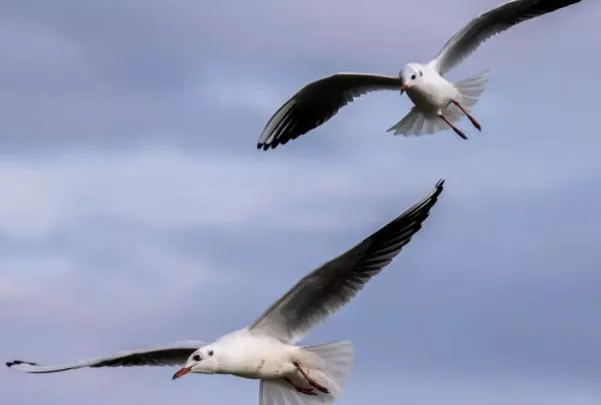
[172,345,220,380]
[399,63,424,94]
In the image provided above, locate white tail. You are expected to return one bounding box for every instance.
[301,340,354,396]
[387,69,489,137]
[259,341,354,405]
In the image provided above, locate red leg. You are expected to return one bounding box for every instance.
[293,362,329,394]
[438,114,468,140]
[284,377,317,396]
[451,100,481,131]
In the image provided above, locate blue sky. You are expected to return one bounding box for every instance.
[1,0,600,404]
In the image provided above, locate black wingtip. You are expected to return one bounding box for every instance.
[6,360,37,368]
[433,179,445,196]
[422,180,445,208]
[256,142,272,151]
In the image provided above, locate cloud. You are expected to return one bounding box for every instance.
[0,148,428,240]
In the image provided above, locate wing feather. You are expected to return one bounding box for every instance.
[429,0,582,74]
[6,340,204,374]
[257,73,401,150]
[249,180,445,343]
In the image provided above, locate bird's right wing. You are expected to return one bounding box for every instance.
[249,180,445,344]
[6,340,205,374]
[428,0,582,75]
[257,73,401,151]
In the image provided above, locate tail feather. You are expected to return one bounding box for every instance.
[386,108,448,136]
[302,340,354,394]
[259,341,354,405]
[387,69,489,137]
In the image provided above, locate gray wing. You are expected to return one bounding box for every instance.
[5,340,204,374]
[429,0,582,75]
[249,180,445,344]
[257,73,401,151]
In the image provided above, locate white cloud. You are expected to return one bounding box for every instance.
[0,242,215,325]
[0,127,598,242]
[0,148,436,240]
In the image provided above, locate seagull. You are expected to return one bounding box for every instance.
[7,180,445,405]
[257,0,582,150]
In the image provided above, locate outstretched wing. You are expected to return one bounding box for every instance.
[249,180,445,344]
[429,0,582,75]
[257,73,401,150]
[6,340,205,374]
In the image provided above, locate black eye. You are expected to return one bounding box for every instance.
[208,350,214,357]
[411,74,416,80]
[192,354,201,361]
[419,71,423,77]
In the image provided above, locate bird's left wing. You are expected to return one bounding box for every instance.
[248,180,445,344]
[6,340,205,374]
[428,0,582,75]
[257,73,401,151]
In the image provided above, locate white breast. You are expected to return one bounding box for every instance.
[407,71,460,113]
[215,330,297,380]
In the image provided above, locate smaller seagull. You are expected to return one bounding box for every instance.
[257,0,582,150]
[7,180,445,405]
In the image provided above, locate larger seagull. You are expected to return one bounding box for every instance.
[257,0,582,149]
[7,180,445,405]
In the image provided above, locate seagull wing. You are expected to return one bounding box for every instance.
[429,0,582,75]
[257,73,401,151]
[248,180,445,344]
[6,340,205,374]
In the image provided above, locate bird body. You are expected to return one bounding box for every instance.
[403,63,460,114]
[191,328,353,400]
[388,62,485,139]
[200,329,300,379]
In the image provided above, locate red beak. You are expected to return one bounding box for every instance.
[172,366,191,380]
[401,83,409,91]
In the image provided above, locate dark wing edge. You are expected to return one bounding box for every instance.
[256,73,401,151]
[248,179,445,342]
[5,340,204,374]
[430,0,582,74]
